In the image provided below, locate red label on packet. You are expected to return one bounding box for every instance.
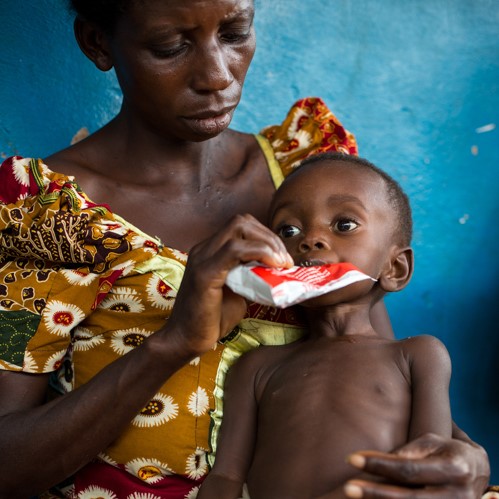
[226,262,376,308]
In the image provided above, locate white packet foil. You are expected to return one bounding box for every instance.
[226,262,376,308]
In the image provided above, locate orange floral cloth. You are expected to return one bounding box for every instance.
[483,486,499,499]
[261,96,357,176]
[0,98,356,496]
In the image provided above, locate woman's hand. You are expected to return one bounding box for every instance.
[344,432,490,499]
[167,214,293,357]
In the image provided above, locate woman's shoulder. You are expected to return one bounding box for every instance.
[43,138,104,187]
[0,155,78,205]
[259,97,358,179]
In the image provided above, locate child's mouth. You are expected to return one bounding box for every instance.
[298,259,328,267]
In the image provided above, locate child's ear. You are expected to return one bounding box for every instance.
[379,246,414,293]
[73,18,114,72]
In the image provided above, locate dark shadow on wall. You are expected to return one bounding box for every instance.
[449,285,499,484]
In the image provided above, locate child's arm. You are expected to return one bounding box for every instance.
[198,350,262,499]
[405,334,453,439]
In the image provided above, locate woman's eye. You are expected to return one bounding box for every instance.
[221,31,252,43]
[278,225,301,238]
[334,219,359,232]
[220,19,253,43]
[151,43,187,59]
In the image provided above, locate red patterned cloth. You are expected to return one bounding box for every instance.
[72,461,203,498]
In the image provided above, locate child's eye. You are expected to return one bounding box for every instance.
[278,225,301,238]
[334,219,359,232]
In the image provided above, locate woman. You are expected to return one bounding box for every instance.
[0,0,490,497]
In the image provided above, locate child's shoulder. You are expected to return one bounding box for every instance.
[233,341,300,374]
[399,334,451,368]
[228,341,302,398]
[400,333,447,350]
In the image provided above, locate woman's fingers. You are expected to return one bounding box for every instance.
[344,480,470,499]
[191,214,293,270]
[168,214,294,356]
[347,450,469,486]
[207,235,291,273]
[343,432,488,499]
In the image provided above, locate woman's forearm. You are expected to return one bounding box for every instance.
[0,325,195,498]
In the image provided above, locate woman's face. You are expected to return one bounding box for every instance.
[108,0,256,141]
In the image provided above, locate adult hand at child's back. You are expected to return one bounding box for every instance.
[344,432,489,498]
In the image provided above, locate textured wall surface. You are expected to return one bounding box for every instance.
[1,0,498,482]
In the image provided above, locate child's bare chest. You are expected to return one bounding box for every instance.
[248,339,412,495]
[257,338,411,435]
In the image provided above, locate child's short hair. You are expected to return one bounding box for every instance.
[287,152,413,247]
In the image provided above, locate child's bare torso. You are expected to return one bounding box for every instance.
[247,335,412,498]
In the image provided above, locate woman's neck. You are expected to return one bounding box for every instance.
[92,113,228,187]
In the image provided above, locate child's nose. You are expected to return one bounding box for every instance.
[298,232,331,252]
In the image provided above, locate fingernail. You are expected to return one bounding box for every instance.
[282,252,294,266]
[277,252,291,267]
[344,483,363,498]
[274,253,285,267]
[347,453,366,469]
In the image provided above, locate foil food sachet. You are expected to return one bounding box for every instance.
[226,262,376,308]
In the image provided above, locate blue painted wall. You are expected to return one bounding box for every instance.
[1,0,498,482]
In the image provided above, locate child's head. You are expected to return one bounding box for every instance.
[269,152,414,302]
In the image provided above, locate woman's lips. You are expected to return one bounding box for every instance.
[182,108,234,136]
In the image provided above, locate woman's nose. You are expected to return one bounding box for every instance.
[191,42,234,92]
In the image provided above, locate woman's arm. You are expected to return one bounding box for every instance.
[0,326,197,497]
[0,214,293,497]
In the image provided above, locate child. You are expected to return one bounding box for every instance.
[198,152,453,499]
